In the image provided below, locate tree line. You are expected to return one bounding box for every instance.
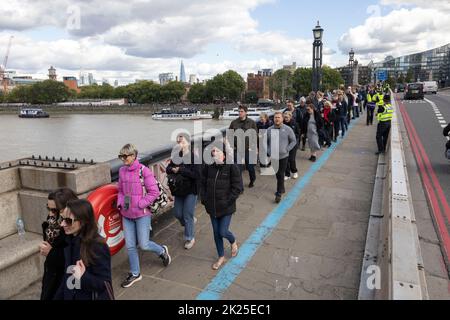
[0,67,346,105]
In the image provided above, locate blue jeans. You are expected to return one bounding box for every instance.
[339,116,348,137]
[173,194,197,241]
[210,214,236,258]
[122,215,165,276]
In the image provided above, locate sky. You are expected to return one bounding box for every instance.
[1,0,450,85]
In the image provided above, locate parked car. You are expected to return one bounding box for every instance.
[420,81,438,94]
[396,83,405,93]
[404,83,424,100]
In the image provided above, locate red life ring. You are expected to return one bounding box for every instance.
[87,184,125,256]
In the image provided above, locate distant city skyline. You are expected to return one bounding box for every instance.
[1,0,449,84]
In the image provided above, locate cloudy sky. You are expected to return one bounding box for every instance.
[1,0,449,85]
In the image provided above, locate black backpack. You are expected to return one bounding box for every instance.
[168,173,192,197]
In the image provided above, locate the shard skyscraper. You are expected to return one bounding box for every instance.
[180,60,186,83]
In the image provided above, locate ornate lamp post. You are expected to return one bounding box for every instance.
[312,21,324,92]
[349,48,355,86]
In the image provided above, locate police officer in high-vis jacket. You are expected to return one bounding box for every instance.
[366,86,377,126]
[375,94,394,155]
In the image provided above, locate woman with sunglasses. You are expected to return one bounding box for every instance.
[166,134,200,250]
[40,188,78,300]
[117,143,171,289]
[54,199,112,300]
[200,146,242,270]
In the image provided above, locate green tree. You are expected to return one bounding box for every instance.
[222,70,245,102]
[405,68,414,83]
[271,69,295,101]
[397,73,405,84]
[322,66,344,92]
[187,83,207,103]
[160,81,186,103]
[292,68,312,98]
[386,76,396,89]
[244,91,258,104]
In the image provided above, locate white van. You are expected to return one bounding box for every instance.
[421,81,438,94]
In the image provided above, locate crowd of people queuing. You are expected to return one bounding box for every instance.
[37,83,393,300]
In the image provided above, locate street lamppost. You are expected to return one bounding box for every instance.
[349,48,355,87]
[312,21,324,92]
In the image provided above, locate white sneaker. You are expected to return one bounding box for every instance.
[184,239,195,250]
[194,217,198,224]
[293,173,299,179]
[284,176,291,181]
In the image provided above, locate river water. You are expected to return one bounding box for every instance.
[0,114,230,163]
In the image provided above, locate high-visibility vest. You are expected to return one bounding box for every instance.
[375,93,384,107]
[377,104,394,122]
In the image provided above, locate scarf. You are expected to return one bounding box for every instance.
[45,215,62,244]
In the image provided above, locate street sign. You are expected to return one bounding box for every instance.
[377,70,388,81]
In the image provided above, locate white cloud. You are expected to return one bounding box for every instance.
[338,3,450,64]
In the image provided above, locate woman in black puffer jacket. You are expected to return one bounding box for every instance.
[201,146,242,270]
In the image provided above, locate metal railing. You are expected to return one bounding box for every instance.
[359,92,427,300]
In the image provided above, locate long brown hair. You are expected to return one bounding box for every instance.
[66,199,105,267]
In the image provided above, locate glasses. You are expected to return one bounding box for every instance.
[46,205,60,214]
[118,154,133,160]
[61,216,78,226]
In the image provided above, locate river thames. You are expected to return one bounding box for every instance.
[0,114,230,163]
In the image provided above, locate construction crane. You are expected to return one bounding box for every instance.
[1,36,14,93]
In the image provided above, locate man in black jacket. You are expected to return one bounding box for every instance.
[229,105,258,190]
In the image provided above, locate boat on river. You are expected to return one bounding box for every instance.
[18,108,50,118]
[151,108,213,120]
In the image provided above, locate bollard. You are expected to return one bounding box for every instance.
[75,158,78,163]
[64,164,67,168]
[9,163,12,167]
[83,158,86,163]
[56,163,59,168]
[90,159,94,164]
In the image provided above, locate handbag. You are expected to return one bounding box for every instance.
[139,166,169,214]
[168,172,192,197]
[92,281,115,300]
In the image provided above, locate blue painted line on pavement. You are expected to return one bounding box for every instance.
[197,117,360,300]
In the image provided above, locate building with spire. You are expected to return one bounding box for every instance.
[180,60,186,83]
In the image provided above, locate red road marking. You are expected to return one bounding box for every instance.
[397,97,450,264]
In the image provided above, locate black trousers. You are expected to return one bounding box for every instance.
[376,121,391,152]
[367,106,375,125]
[276,157,289,196]
[236,152,256,189]
[285,146,298,177]
[332,120,340,141]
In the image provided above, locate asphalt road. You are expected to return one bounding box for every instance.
[399,92,450,261]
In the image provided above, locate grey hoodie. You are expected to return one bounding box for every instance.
[265,124,297,160]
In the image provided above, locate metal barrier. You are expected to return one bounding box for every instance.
[359,92,427,300]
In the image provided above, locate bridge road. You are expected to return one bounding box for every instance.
[398,93,450,299]
[12,116,379,300]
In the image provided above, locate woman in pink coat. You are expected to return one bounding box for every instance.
[117,143,171,288]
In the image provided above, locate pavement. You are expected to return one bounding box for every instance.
[12,114,380,300]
